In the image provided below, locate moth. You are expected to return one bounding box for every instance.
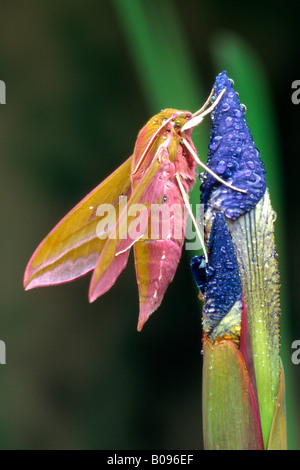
[24,88,244,331]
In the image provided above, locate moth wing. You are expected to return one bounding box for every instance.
[24,156,133,289]
[88,152,164,302]
[135,232,185,332]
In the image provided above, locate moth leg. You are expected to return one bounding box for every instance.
[181,137,247,194]
[175,173,208,263]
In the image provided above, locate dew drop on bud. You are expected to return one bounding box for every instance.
[272,210,277,222]
[225,116,233,127]
[241,103,247,114]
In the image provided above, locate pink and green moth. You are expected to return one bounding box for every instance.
[24,88,244,331]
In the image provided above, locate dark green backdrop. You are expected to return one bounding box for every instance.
[0,0,299,449]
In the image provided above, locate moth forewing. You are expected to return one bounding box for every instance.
[88,151,165,303]
[24,156,133,290]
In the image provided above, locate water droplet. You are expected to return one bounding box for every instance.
[207,266,215,277]
[272,210,277,222]
[225,116,233,127]
[234,109,242,118]
[241,103,247,114]
[210,135,223,151]
[207,306,215,314]
[198,172,207,183]
[222,102,230,112]
[216,160,226,174]
[225,261,234,270]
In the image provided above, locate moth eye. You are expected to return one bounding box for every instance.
[162,195,168,203]
[166,128,171,133]
[185,113,192,120]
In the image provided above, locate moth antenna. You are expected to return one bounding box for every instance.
[181,88,226,131]
[181,138,247,194]
[175,173,208,263]
[192,87,215,117]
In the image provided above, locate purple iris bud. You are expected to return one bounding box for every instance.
[201,71,266,219]
[191,213,242,336]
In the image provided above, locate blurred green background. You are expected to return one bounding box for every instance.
[0,0,299,449]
